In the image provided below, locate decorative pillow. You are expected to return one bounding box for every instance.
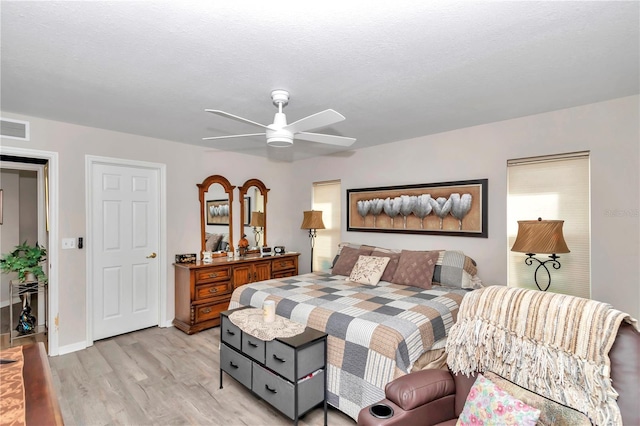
[457,374,541,426]
[432,250,479,289]
[336,242,375,255]
[205,233,223,252]
[348,255,391,285]
[370,249,401,282]
[391,250,439,289]
[332,246,374,276]
[483,372,591,426]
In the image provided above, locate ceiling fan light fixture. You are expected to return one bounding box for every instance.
[267,136,293,147]
[204,89,355,149]
[266,127,293,147]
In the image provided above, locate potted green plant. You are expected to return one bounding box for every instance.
[0,241,48,283]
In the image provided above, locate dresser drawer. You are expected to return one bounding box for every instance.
[252,363,295,420]
[221,344,252,389]
[195,266,231,284]
[195,282,231,300]
[272,270,296,279]
[266,339,325,382]
[242,332,265,363]
[220,315,241,350]
[272,257,296,273]
[195,301,228,323]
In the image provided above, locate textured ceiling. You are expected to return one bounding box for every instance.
[1,1,638,162]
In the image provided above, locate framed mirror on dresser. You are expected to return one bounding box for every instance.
[198,174,235,257]
[239,178,270,249]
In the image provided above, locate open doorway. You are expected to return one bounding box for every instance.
[0,158,48,350]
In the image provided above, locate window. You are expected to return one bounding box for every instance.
[312,180,341,271]
[507,152,590,298]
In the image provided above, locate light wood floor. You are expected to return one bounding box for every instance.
[49,325,356,426]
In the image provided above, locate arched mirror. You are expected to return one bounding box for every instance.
[239,179,270,249]
[198,175,235,256]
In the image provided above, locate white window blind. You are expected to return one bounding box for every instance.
[312,180,341,271]
[507,152,590,298]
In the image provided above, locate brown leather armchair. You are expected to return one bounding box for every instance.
[358,322,639,426]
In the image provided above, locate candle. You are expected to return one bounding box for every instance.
[263,300,275,323]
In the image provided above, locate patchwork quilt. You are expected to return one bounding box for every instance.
[228,271,469,420]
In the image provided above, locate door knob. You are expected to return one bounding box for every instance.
[146,252,157,258]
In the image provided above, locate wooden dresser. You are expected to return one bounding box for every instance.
[173,253,299,334]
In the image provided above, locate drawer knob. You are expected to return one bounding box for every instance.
[265,384,278,394]
[272,354,286,363]
[208,273,218,278]
[209,288,218,293]
[229,361,239,369]
[248,341,258,348]
[280,262,286,267]
[226,329,235,336]
[202,308,212,314]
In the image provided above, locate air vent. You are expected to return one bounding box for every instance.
[0,118,30,141]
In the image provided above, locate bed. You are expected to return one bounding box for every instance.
[228,244,481,420]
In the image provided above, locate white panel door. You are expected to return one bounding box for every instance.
[91,163,159,340]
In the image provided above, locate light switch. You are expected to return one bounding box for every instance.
[62,238,76,249]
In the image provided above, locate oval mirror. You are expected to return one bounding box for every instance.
[239,179,270,249]
[198,175,235,256]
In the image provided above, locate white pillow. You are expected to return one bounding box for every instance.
[348,255,391,285]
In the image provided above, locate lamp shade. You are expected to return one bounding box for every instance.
[511,219,570,254]
[300,210,325,230]
[250,211,265,227]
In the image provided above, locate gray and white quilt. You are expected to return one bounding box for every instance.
[228,271,469,420]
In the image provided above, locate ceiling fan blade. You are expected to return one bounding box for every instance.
[205,109,269,129]
[202,133,266,141]
[284,109,345,133]
[296,132,356,147]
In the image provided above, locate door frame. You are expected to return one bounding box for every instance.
[85,155,167,346]
[0,146,59,355]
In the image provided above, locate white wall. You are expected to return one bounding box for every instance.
[292,95,640,319]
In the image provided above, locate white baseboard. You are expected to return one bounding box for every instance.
[56,323,174,356]
[57,341,87,356]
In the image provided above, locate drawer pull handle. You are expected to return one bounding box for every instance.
[208,273,218,278]
[265,384,277,394]
[280,262,286,267]
[202,308,212,314]
[229,361,238,369]
[272,354,286,363]
[209,288,218,293]
[248,341,258,348]
[226,329,235,336]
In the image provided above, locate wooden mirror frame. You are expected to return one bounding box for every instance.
[239,178,270,248]
[198,175,235,255]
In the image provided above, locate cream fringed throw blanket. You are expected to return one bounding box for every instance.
[446,286,637,426]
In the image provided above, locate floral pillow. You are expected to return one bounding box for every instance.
[369,249,401,282]
[457,374,541,426]
[348,255,391,285]
[483,372,591,426]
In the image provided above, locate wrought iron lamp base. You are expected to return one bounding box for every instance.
[524,253,561,292]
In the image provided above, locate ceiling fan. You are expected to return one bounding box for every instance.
[203,90,356,148]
